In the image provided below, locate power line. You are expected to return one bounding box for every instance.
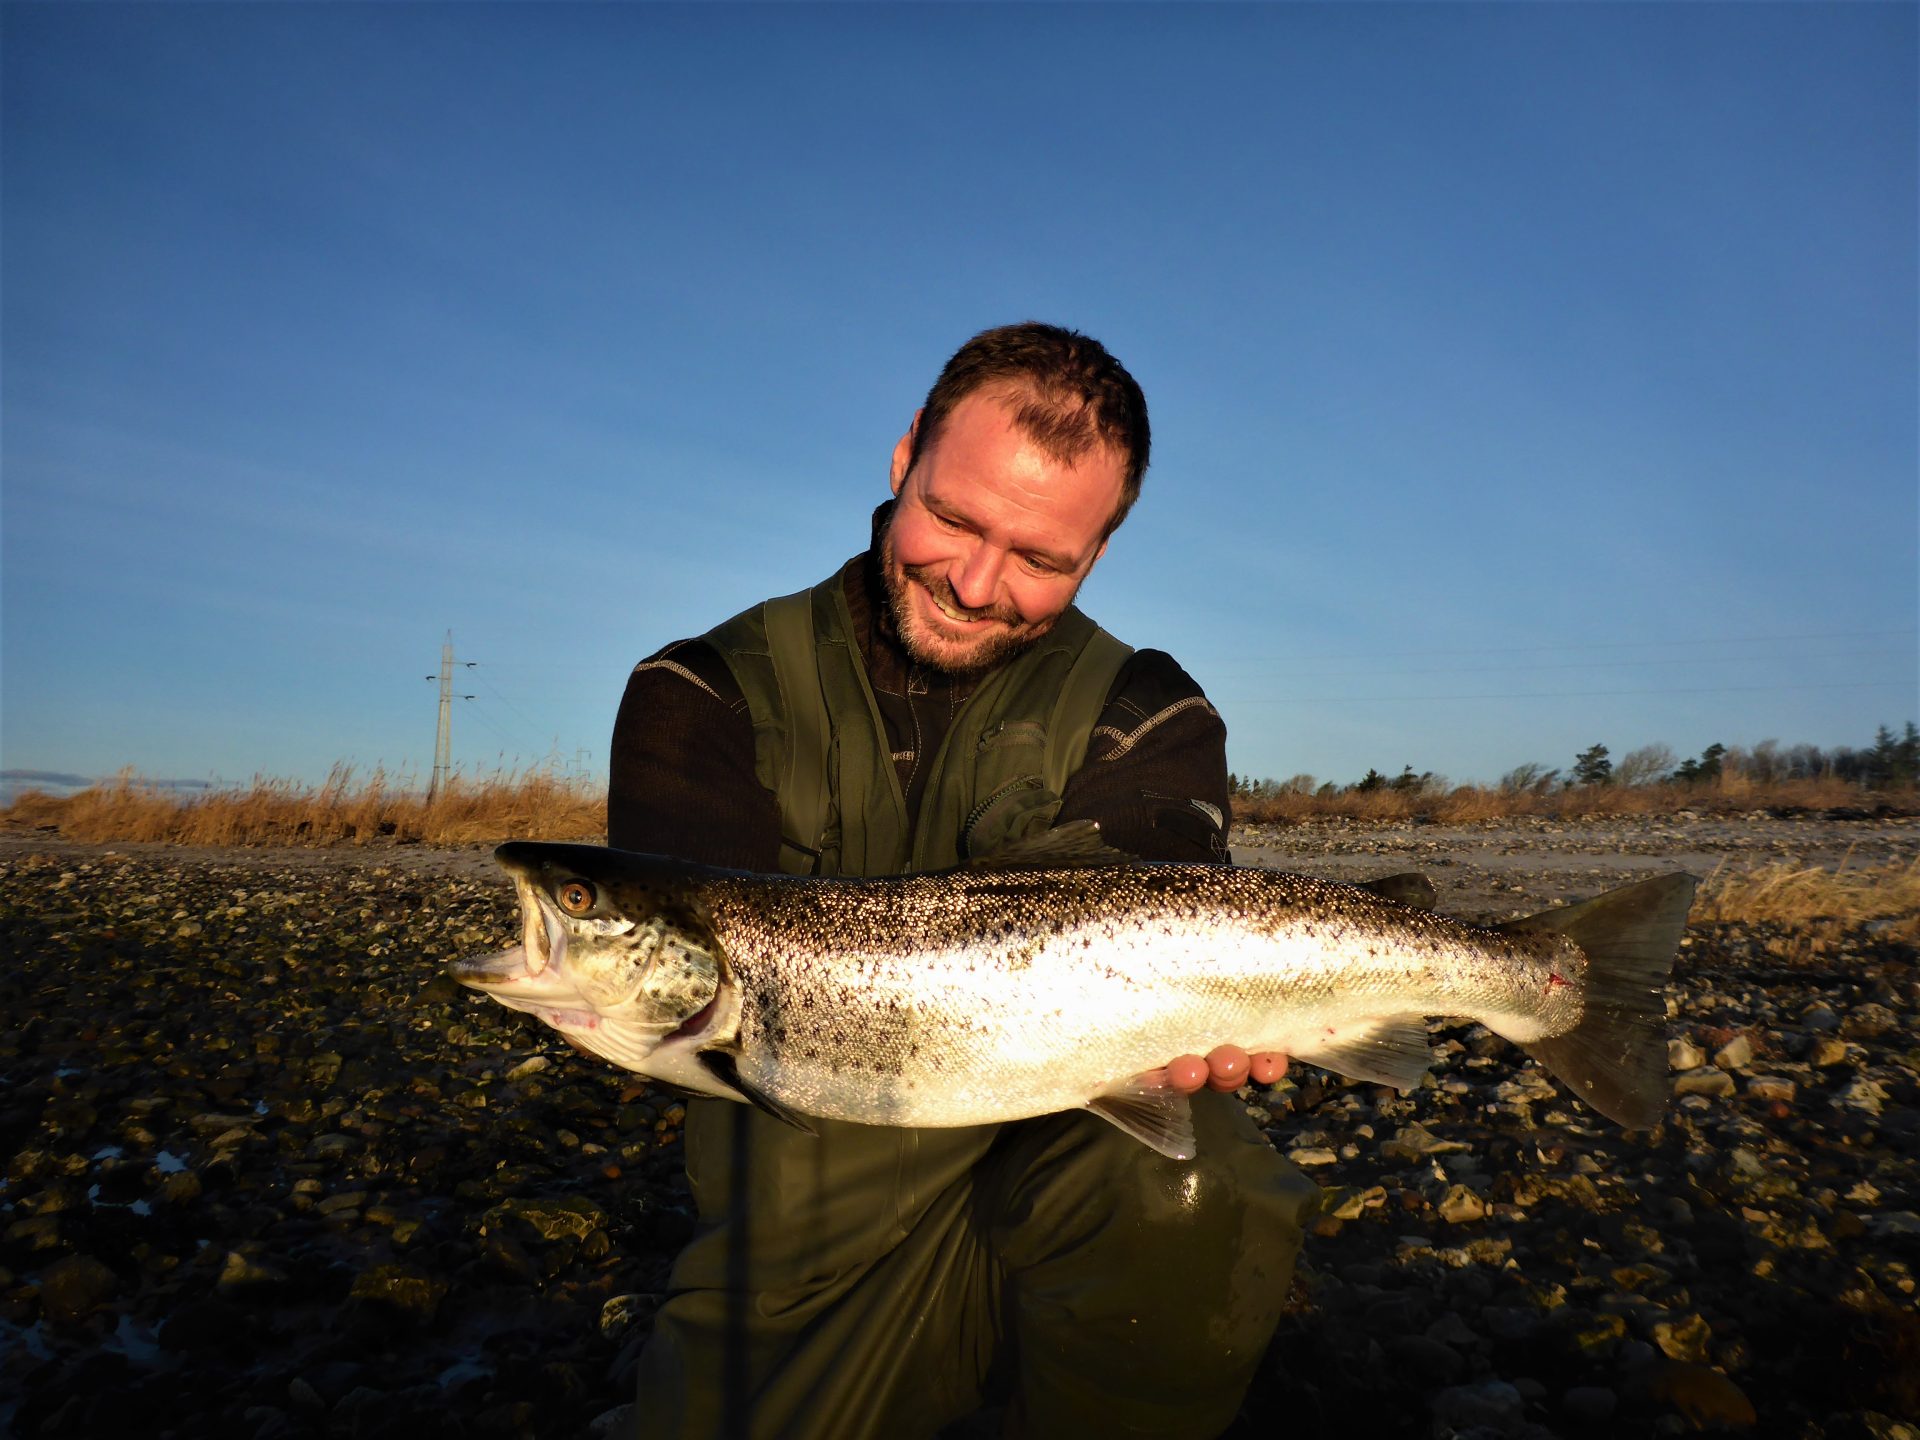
[1198,626,1918,666]
[1205,645,1913,682]
[1226,679,1918,705]
[473,669,549,749]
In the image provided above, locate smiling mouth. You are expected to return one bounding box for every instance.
[927,591,992,626]
[917,575,1015,630]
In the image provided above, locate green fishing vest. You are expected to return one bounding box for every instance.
[702,572,1133,878]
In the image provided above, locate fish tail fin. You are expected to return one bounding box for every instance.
[1499,873,1698,1128]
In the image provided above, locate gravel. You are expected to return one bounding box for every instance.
[2,814,1916,1439]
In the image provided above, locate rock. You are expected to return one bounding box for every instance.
[38,1253,117,1326]
[1437,1185,1487,1224]
[1865,1211,1920,1241]
[346,1264,447,1323]
[1746,1075,1797,1104]
[1563,1386,1618,1423]
[1426,1312,1480,1349]
[1713,1034,1754,1071]
[1313,1187,1362,1222]
[1834,1077,1889,1117]
[1674,1068,1736,1099]
[1647,1361,1757,1430]
[1669,1038,1706,1072]
[1380,1122,1466,1163]
[1808,1036,1852,1067]
[217,1249,287,1292]
[1482,1306,1543,1343]
[1802,1004,1841,1033]
[1843,1003,1901,1039]
[1652,1313,1713,1364]
[1430,1381,1525,1429]
[1286,1147,1339,1167]
[1567,1312,1629,1356]
[505,1054,552,1081]
[1721,1148,1768,1188]
[158,1296,250,1354]
[483,1195,608,1243]
[157,1169,203,1205]
[589,1407,637,1437]
[1509,1173,1604,1210]
[1384,1334,1465,1385]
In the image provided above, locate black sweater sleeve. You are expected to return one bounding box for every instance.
[1054,648,1233,864]
[606,640,782,871]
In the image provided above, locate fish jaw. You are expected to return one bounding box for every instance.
[451,941,571,1001]
[451,941,687,1071]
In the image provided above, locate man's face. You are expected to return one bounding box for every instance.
[882,389,1126,676]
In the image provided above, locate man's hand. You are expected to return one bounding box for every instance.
[1164,1045,1288,1095]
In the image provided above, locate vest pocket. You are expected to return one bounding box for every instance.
[975,719,1048,754]
[961,774,1062,860]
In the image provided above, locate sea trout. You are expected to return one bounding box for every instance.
[451,823,1697,1157]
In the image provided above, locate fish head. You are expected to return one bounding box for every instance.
[450,842,727,1072]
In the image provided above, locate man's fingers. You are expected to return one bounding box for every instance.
[1205,1044,1250,1091]
[1165,1054,1209,1094]
[1162,1048,1291,1095]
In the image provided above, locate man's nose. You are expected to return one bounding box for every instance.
[950,543,1004,612]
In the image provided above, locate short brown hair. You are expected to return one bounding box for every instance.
[909,322,1150,537]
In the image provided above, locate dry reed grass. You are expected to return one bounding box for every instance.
[2,765,605,848]
[1233,775,1914,826]
[1696,857,1920,945]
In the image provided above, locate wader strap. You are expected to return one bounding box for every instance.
[1043,628,1134,796]
[764,590,829,874]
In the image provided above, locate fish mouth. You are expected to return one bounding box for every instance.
[451,876,567,988]
[519,877,567,977]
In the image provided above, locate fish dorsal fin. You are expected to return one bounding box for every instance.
[1086,1069,1197,1159]
[1292,1018,1433,1091]
[971,819,1127,870]
[1359,872,1438,911]
[697,1052,819,1137]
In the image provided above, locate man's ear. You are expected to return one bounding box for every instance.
[889,410,923,496]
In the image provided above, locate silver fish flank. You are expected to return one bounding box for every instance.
[451,824,1697,1158]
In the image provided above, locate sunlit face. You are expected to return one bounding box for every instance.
[882,390,1125,676]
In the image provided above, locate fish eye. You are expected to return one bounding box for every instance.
[557,879,596,915]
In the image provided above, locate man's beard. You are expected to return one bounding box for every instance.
[879,524,1068,677]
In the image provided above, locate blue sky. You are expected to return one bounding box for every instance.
[4,3,1915,797]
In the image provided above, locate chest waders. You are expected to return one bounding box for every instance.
[629,574,1319,1440]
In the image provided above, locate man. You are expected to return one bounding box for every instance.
[609,323,1316,1439]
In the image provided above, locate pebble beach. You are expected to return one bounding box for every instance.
[2,813,1915,1438]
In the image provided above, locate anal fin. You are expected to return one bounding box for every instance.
[698,1052,819,1136]
[1292,1018,1432,1091]
[1087,1070,1197,1159]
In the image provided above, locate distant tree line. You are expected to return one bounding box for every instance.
[1230,721,1920,800]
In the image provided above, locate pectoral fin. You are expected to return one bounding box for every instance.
[1087,1070,1198,1159]
[973,819,1127,869]
[697,1052,819,1136]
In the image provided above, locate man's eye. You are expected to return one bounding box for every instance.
[1023,556,1060,576]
